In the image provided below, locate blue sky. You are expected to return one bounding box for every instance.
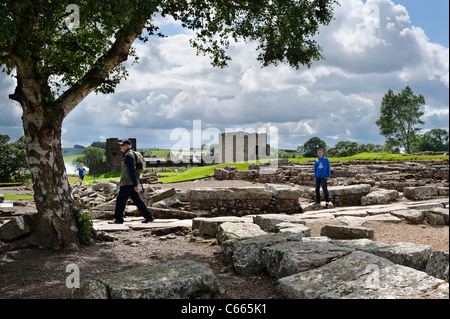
[0,0,449,150]
[391,0,449,46]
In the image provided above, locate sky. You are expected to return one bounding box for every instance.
[0,0,449,150]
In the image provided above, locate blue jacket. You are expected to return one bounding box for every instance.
[76,167,86,177]
[314,157,331,179]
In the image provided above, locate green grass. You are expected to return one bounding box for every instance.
[151,149,170,159]
[3,194,34,200]
[157,163,251,184]
[61,152,449,185]
[68,170,122,185]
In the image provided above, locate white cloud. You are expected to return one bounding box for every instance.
[0,0,448,149]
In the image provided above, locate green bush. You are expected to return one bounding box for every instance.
[75,208,94,245]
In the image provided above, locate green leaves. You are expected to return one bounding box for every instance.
[1,0,338,104]
[376,86,426,154]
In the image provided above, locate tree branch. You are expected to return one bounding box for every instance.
[0,54,12,64]
[57,16,148,118]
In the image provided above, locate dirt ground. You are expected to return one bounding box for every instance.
[0,181,448,299]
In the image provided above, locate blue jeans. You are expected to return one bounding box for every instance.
[315,178,330,203]
[114,185,153,222]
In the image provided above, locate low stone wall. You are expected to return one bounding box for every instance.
[304,184,372,206]
[214,166,285,184]
[187,184,301,217]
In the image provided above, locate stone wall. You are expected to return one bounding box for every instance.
[214,159,449,191]
[187,184,301,217]
[304,184,372,206]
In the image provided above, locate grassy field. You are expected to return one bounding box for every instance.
[46,152,450,186]
[2,194,34,200]
[1,153,447,200]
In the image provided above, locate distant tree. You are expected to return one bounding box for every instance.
[140,149,155,158]
[90,141,107,149]
[76,147,106,167]
[73,144,85,149]
[0,135,29,182]
[334,141,359,157]
[301,137,328,157]
[416,129,449,152]
[376,86,425,154]
[363,143,384,153]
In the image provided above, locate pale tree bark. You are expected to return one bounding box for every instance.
[0,19,146,253]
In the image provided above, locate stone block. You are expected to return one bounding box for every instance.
[229,233,303,275]
[252,214,306,232]
[0,213,38,242]
[404,186,439,200]
[321,224,374,240]
[278,251,449,299]
[425,250,449,281]
[274,222,311,237]
[389,209,424,224]
[332,239,433,271]
[192,216,251,238]
[72,260,222,299]
[216,222,266,244]
[305,184,372,206]
[146,188,177,206]
[361,189,399,206]
[261,241,353,278]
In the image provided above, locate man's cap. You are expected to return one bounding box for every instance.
[119,139,132,146]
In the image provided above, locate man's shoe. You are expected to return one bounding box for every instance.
[142,217,155,223]
[108,220,123,224]
[313,202,321,206]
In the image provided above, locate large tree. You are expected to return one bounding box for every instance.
[376,86,425,154]
[0,0,338,252]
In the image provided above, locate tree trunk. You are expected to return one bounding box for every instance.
[20,98,80,251]
[1,16,147,253]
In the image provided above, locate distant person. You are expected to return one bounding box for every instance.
[314,149,331,208]
[75,163,86,186]
[109,139,155,224]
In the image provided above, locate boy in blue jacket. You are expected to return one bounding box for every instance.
[314,149,331,208]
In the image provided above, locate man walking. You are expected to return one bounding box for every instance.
[109,139,155,224]
[314,148,331,208]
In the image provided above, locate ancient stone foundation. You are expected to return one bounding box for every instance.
[187,184,301,217]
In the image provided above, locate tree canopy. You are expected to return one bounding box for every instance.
[1,0,338,105]
[0,135,29,183]
[376,86,425,154]
[300,137,328,157]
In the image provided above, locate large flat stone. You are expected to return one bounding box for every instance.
[331,239,433,271]
[278,251,449,299]
[321,225,374,240]
[252,214,306,232]
[192,216,252,238]
[229,233,304,275]
[216,222,266,244]
[72,260,222,299]
[261,241,353,278]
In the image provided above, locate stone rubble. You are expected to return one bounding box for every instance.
[1,157,449,299]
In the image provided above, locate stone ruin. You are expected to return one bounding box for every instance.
[89,138,137,175]
[1,157,449,299]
